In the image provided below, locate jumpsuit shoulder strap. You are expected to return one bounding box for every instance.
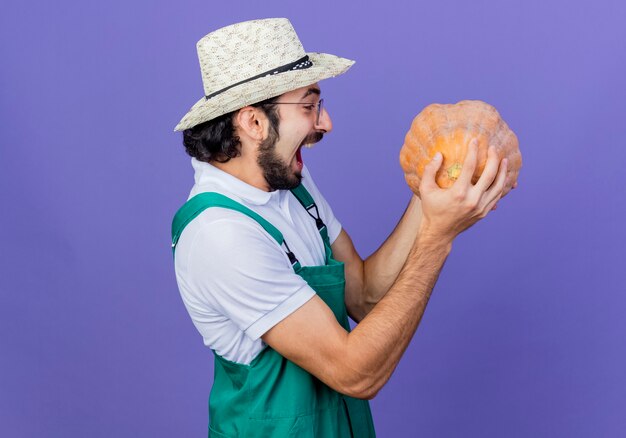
[171,192,283,250]
[290,183,316,209]
[171,192,302,263]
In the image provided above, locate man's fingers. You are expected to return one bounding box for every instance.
[483,192,503,216]
[481,157,508,210]
[475,146,501,192]
[457,139,479,185]
[419,152,443,192]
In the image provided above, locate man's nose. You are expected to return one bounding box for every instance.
[314,107,332,133]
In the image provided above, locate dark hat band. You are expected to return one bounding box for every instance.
[205,55,313,100]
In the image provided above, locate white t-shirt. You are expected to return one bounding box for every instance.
[174,158,342,365]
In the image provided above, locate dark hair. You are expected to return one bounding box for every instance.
[182,96,280,163]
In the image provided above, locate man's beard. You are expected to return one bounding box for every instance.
[257,130,323,191]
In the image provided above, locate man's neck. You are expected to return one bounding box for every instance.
[211,157,271,192]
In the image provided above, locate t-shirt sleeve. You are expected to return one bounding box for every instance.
[180,215,316,341]
[300,166,343,244]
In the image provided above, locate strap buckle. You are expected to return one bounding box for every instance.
[282,240,300,267]
[305,204,326,231]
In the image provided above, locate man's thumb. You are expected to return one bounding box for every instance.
[421,152,442,190]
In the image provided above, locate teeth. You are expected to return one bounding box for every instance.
[302,143,314,149]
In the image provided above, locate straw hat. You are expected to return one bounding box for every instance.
[174,18,355,131]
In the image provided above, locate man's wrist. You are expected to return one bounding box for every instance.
[415,220,454,251]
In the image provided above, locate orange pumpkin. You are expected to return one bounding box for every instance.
[399,100,522,198]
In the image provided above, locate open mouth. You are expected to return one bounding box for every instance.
[294,132,323,171]
[295,146,303,170]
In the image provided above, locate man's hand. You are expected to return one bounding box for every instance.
[419,139,508,241]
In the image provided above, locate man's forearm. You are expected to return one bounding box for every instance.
[343,227,452,399]
[361,194,423,313]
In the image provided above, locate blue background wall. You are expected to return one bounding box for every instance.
[1,0,625,436]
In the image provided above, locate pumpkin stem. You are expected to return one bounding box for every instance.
[446,163,462,181]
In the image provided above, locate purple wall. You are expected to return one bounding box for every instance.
[2,0,625,436]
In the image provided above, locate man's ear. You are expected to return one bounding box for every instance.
[234,107,268,142]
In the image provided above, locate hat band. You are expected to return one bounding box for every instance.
[205,55,313,100]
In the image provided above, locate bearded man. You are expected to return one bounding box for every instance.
[172,18,507,437]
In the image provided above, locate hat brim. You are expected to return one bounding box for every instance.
[174,52,354,131]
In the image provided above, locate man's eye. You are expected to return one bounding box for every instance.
[303,104,316,111]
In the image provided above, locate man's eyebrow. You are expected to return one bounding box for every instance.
[300,87,321,100]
